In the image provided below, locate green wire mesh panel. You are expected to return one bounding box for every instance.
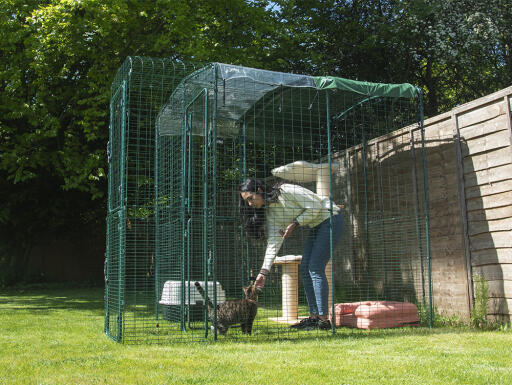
[105,57,204,343]
[152,63,432,343]
[329,92,432,316]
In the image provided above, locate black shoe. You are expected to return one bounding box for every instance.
[317,319,332,330]
[290,317,319,330]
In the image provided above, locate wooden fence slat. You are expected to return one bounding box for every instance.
[425,150,452,164]
[430,269,470,282]
[429,190,460,205]
[429,211,463,225]
[458,114,509,141]
[430,236,465,255]
[465,179,512,200]
[463,163,512,188]
[486,298,512,315]
[424,119,454,139]
[468,205,512,221]
[470,231,512,251]
[463,147,512,174]
[457,99,507,129]
[472,248,512,266]
[468,217,512,236]
[486,280,512,299]
[461,129,510,157]
[429,226,463,238]
[466,190,512,211]
[430,182,458,197]
[432,281,467,296]
[427,163,460,179]
[472,264,512,281]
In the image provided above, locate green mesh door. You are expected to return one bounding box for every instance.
[184,88,215,334]
[154,88,186,328]
[155,82,215,340]
[105,81,126,342]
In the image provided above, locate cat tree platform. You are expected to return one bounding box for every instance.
[268,255,334,324]
[268,255,303,324]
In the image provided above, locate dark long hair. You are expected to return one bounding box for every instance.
[239,178,283,240]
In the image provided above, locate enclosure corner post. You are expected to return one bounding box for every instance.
[451,109,474,319]
[212,64,219,341]
[417,87,434,328]
[325,90,336,334]
[180,82,187,333]
[154,116,160,321]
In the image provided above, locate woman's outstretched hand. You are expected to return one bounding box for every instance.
[254,273,266,289]
[279,221,299,239]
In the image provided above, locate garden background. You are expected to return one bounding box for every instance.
[2,2,512,384]
[1,0,511,287]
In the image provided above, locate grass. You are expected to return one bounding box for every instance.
[1,287,511,385]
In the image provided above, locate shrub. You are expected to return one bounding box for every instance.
[471,274,489,329]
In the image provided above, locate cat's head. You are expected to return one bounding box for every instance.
[212,324,227,335]
[243,283,259,301]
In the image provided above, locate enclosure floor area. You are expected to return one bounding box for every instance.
[116,305,321,343]
[113,302,429,344]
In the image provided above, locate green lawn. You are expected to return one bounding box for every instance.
[1,287,511,385]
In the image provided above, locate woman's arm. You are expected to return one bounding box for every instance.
[261,230,284,271]
[255,225,284,289]
[279,219,299,238]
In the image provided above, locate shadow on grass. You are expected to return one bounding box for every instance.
[0,286,105,315]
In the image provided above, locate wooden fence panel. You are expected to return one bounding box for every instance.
[454,86,512,321]
[412,86,512,321]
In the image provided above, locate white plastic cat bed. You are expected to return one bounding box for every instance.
[159,280,226,306]
[270,161,339,323]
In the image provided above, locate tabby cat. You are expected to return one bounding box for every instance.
[194,281,258,335]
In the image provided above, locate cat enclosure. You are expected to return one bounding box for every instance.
[105,58,433,344]
[105,57,204,342]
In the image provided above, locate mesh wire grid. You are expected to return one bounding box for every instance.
[107,60,433,343]
[105,57,205,343]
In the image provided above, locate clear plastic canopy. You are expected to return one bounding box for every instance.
[157,63,418,137]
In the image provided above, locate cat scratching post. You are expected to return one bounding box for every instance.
[271,161,339,323]
[269,255,302,324]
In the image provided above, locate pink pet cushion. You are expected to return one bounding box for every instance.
[355,301,419,319]
[330,301,420,329]
[337,313,420,329]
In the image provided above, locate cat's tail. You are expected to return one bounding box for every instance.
[194,281,215,310]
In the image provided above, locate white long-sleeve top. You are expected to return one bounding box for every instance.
[261,184,340,271]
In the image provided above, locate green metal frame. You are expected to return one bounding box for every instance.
[108,59,433,344]
[105,57,204,343]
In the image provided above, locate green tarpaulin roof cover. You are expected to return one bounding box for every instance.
[313,76,418,99]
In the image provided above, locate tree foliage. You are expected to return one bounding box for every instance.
[0,0,277,284]
[0,0,510,284]
[273,0,511,115]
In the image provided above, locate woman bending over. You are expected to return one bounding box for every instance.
[239,178,344,330]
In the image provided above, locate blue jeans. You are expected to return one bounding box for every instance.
[301,213,345,316]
